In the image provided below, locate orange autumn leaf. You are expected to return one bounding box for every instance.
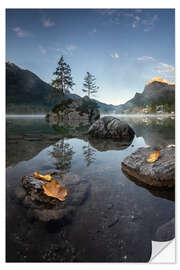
[42,179,67,201]
[147,149,160,163]
[34,172,52,181]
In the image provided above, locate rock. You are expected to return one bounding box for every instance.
[155,218,175,241]
[89,108,100,124]
[88,137,133,152]
[122,146,175,187]
[108,217,119,228]
[46,97,100,127]
[17,171,90,223]
[88,116,135,140]
[14,186,26,201]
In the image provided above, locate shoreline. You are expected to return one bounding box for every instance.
[6,113,175,118]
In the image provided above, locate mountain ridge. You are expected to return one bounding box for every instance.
[6,62,118,114]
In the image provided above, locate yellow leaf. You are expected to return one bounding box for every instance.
[34,172,52,181]
[42,179,67,201]
[147,149,160,163]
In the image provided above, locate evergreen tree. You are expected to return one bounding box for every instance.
[82,72,99,98]
[51,56,75,98]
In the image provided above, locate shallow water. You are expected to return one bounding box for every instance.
[6,115,175,262]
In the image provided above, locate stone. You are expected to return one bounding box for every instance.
[122,146,175,187]
[88,116,135,140]
[46,96,100,126]
[14,186,26,201]
[155,218,175,241]
[17,171,90,223]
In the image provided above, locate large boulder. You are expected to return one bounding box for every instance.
[88,116,135,140]
[15,170,90,223]
[46,96,100,126]
[122,146,175,187]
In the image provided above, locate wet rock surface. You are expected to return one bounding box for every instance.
[155,218,175,241]
[122,146,175,187]
[16,170,90,223]
[88,116,135,140]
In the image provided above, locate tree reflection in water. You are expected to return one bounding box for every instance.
[82,143,96,167]
[50,139,75,172]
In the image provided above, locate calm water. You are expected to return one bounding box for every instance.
[6,115,175,262]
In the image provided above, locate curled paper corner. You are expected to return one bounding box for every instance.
[150,239,175,263]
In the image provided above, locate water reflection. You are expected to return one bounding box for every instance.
[82,143,96,167]
[122,170,175,202]
[88,137,134,152]
[118,116,175,147]
[6,115,175,262]
[49,139,75,172]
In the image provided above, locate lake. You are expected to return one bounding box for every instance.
[6,115,175,262]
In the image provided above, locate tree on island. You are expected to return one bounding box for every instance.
[51,56,75,99]
[82,72,99,98]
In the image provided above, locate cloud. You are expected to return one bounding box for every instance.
[137,56,155,61]
[132,23,136,28]
[66,44,77,51]
[92,28,97,33]
[142,14,158,32]
[112,52,119,59]
[56,44,77,56]
[98,9,159,33]
[12,27,32,38]
[42,17,55,28]
[98,9,141,29]
[131,15,141,28]
[39,45,47,55]
[135,16,140,21]
[156,62,175,81]
[142,15,158,26]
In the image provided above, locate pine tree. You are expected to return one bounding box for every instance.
[51,56,75,98]
[82,72,99,98]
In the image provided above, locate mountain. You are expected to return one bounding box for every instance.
[116,79,175,113]
[6,62,117,114]
[6,62,54,113]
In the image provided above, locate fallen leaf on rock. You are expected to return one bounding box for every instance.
[147,149,160,163]
[34,172,52,181]
[42,179,67,201]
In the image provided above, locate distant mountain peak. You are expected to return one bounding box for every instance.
[146,77,175,86]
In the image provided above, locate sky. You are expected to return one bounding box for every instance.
[6,8,175,105]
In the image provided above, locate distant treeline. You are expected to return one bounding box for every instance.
[6,104,50,114]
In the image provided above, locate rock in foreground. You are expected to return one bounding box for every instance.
[88,116,135,140]
[122,146,175,187]
[16,171,90,223]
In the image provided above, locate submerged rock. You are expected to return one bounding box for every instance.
[88,116,135,140]
[155,218,175,241]
[122,146,175,187]
[16,171,90,223]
